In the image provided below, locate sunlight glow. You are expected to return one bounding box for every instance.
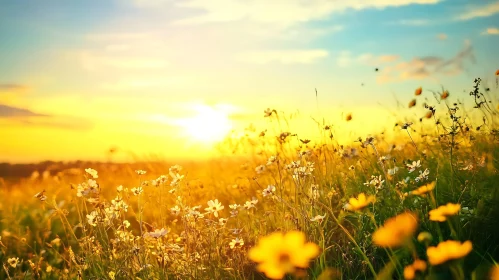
[177,104,233,144]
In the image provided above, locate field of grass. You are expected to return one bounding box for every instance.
[1,76,499,279]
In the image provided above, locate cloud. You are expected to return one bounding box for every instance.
[172,0,441,26]
[0,104,92,130]
[336,52,399,67]
[376,41,476,83]
[456,2,499,21]
[0,84,29,92]
[78,51,169,71]
[235,50,328,65]
[388,19,432,26]
[0,104,48,118]
[13,117,93,130]
[481,27,499,35]
[437,33,448,40]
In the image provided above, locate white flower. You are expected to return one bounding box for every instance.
[171,205,181,215]
[388,166,399,176]
[205,199,224,217]
[229,237,244,249]
[85,168,98,179]
[310,214,326,223]
[144,228,169,238]
[131,187,143,196]
[406,160,421,173]
[262,185,276,197]
[255,165,265,174]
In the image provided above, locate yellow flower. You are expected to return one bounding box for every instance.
[372,212,418,248]
[109,271,116,280]
[248,230,320,279]
[403,259,427,280]
[427,240,472,265]
[7,257,19,268]
[429,203,460,222]
[489,265,499,280]
[410,181,435,196]
[345,193,376,211]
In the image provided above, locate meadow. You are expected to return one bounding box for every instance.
[1,75,499,280]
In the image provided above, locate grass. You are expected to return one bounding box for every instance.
[0,76,499,279]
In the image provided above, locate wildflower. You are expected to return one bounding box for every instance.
[267,155,278,165]
[349,165,355,171]
[415,168,430,182]
[403,259,427,280]
[248,230,320,279]
[429,203,460,222]
[363,175,385,190]
[372,212,418,248]
[310,214,326,223]
[7,257,19,268]
[345,193,376,211]
[109,271,116,280]
[205,199,224,217]
[219,218,228,226]
[131,187,143,196]
[85,168,98,179]
[406,160,421,173]
[346,113,352,121]
[46,265,53,272]
[170,205,181,215]
[229,237,244,249]
[441,90,449,100]
[388,166,399,176]
[144,228,169,239]
[427,240,472,265]
[264,108,275,117]
[417,232,433,245]
[51,237,61,246]
[409,99,416,108]
[116,185,123,192]
[255,165,266,175]
[135,170,146,175]
[122,220,130,229]
[229,204,240,217]
[489,265,499,280]
[262,185,276,197]
[415,87,422,96]
[34,190,47,201]
[410,181,435,196]
[86,211,99,227]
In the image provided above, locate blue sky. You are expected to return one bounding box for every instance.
[0,0,498,162]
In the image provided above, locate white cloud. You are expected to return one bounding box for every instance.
[235,50,329,64]
[78,52,169,71]
[389,19,431,26]
[336,52,399,67]
[481,27,499,35]
[456,2,499,21]
[172,0,441,26]
[376,40,475,83]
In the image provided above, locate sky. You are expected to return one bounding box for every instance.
[0,0,498,163]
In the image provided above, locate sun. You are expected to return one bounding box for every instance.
[178,105,232,144]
